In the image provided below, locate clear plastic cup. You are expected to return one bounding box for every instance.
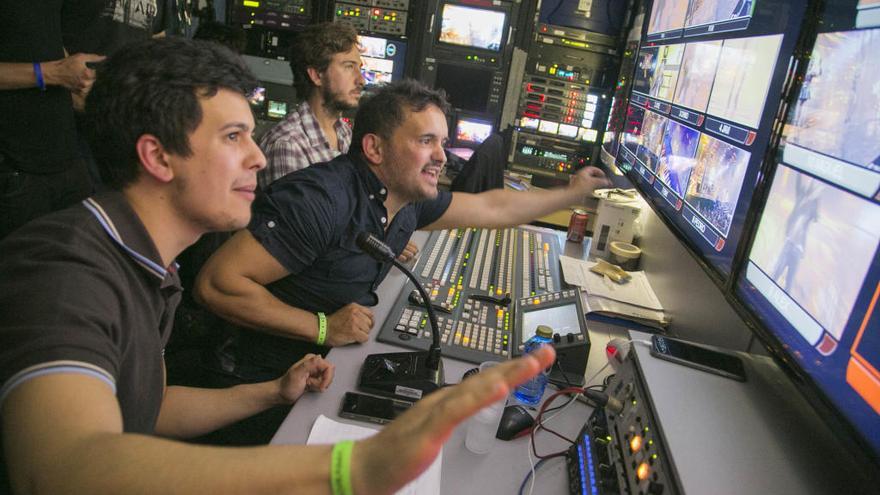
[464,361,505,454]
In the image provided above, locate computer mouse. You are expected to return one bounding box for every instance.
[496,405,535,441]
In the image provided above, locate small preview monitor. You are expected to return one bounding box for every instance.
[248,86,266,109]
[520,302,582,343]
[651,44,685,102]
[438,3,507,52]
[706,34,784,129]
[673,40,723,113]
[520,116,540,130]
[358,35,407,87]
[655,120,700,198]
[454,116,493,146]
[267,100,287,119]
[632,46,659,96]
[647,0,689,36]
[685,0,756,29]
[784,29,880,170]
[684,133,751,237]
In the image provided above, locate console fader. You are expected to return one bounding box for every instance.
[376,227,563,364]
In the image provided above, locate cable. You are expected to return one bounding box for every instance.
[519,455,563,495]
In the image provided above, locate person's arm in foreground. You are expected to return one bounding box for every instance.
[195,230,374,346]
[2,346,554,495]
[0,53,104,91]
[156,354,334,439]
[426,166,611,230]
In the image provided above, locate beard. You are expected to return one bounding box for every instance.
[321,83,359,114]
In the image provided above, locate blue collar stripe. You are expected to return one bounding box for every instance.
[83,198,167,280]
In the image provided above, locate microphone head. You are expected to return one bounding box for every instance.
[356,231,395,261]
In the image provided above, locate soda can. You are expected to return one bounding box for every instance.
[567,209,588,242]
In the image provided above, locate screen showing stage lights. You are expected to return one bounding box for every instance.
[358,35,407,87]
[438,3,507,52]
[618,0,806,279]
[454,116,493,146]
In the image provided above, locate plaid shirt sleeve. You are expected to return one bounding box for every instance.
[259,134,313,189]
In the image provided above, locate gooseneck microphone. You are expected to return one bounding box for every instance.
[355,232,444,401]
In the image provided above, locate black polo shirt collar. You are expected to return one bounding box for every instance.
[81,192,180,288]
[353,155,388,203]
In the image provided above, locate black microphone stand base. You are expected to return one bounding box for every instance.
[357,351,445,402]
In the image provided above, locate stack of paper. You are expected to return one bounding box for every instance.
[307,415,442,495]
[559,256,670,328]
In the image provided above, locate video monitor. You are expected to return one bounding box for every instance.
[438,3,507,52]
[455,116,493,146]
[652,44,685,101]
[656,120,700,197]
[632,46,659,96]
[684,133,751,236]
[738,163,880,459]
[521,303,581,343]
[434,62,492,113]
[784,29,880,171]
[706,34,783,129]
[647,0,689,36]
[267,100,287,119]
[247,86,266,109]
[636,110,668,171]
[622,103,646,157]
[673,40,723,113]
[358,35,407,87]
[685,0,756,29]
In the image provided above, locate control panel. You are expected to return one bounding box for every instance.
[567,351,679,494]
[333,1,409,37]
[509,130,590,181]
[376,227,565,364]
[231,0,312,31]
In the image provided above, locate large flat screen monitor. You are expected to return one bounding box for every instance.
[736,25,880,465]
[358,35,407,87]
[437,3,509,53]
[618,0,804,281]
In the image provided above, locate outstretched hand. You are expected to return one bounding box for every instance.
[278,354,335,404]
[397,240,419,264]
[570,166,612,194]
[350,346,557,495]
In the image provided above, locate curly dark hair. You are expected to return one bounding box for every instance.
[85,37,258,190]
[350,79,452,154]
[289,22,359,99]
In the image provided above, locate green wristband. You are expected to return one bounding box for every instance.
[330,440,355,495]
[316,312,327,346]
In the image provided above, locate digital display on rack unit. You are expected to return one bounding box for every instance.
[439,4,506,52]
[706,34,783,129]
[684,133,751,236]
[784,29,880,170]
[656,120,700,197]
[673,40,723,113]
[647,0,689,36]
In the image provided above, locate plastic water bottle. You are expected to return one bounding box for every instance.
[514,325,554,406]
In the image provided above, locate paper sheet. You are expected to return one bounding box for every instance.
[559,256,664,311]
[307,415,442,495]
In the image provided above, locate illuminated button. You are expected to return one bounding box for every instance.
[629,434,643,453]
[636,462,650,481]
[496,288,503,296]
[533,298,541,305]
[448,287,455,296]
[496,309,503,318]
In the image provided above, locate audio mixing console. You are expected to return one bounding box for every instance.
[376,227,565,363]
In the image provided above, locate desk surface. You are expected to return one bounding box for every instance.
[271,230,628,494]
